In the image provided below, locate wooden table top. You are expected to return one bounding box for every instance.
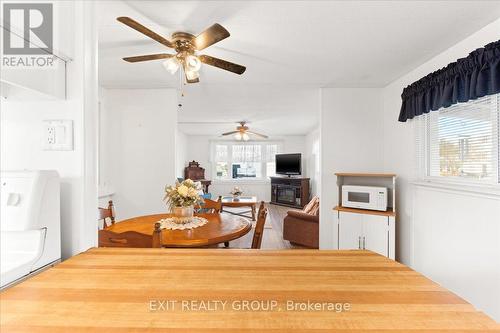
[221,196,257,206]
[1,248,498,332]
[107,213,252,247]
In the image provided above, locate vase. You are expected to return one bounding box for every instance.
[172,205,194,223]
[232,194,240,201]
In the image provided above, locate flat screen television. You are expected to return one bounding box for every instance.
[276,153,301,176]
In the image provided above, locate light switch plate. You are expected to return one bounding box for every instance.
[42,120,73,151]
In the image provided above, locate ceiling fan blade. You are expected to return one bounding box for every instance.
[247,131,269,139]
[199,55,246,75]
[117,17,174,48]
[194,23,230,51]
[222,131,239,136]
[123,53,174,63]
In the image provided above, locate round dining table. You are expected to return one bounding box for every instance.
[106,213,252,248]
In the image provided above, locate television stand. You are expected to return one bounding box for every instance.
[270,177,310,209]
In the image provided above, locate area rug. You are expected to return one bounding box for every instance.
[221,208,272,229]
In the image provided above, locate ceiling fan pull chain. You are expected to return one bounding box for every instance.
[177,69,185,110]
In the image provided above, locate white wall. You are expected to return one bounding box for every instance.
[98,87,117,198]
[98,88,177,220]
[0,1,98,259]
[319,88,384,249]
[382,18,500,321]
[177,85,320,137]
[180,134,309,202]
[305,128,320,197]
[175,129,187,179]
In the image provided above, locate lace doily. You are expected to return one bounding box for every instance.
[159,216,209,230]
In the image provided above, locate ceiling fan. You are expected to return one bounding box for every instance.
[117,17,246,83]
[222,122,269,141]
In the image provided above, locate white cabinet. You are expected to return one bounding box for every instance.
[363,214,390,256]
[338,211,363,250]
[336,211,395,259]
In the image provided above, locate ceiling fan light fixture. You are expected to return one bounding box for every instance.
[242,133,250,141]
[185,69,200,81]
[234,132,242,140]
[185,55,202,72]
[163,57,180,74]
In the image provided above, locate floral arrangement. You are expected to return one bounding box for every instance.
[230,186,243,197]
[164,179,203,211]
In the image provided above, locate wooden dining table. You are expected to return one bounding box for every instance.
[106,213,252,248]
[1,249,498,332]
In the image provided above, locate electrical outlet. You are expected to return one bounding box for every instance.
[43,120,73,151]
[47,126,56,144]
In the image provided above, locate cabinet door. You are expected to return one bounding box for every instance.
[338,212,363,250]
[362,215,389,257]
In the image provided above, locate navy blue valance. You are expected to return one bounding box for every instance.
[398,40,500,122]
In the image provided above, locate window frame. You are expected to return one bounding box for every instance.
[415,93,500,189]
[210,141,283,182]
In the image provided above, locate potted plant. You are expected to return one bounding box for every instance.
[164,179,203,223]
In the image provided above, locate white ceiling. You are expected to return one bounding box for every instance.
[97,0,500,135]
[176,85,320,135]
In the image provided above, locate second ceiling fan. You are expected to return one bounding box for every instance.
[117,17,246,83]
[222,122,269,141]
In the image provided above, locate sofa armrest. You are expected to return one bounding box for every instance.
[286,210,319,223]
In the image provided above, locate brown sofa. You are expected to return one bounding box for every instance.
[283,197,319,248]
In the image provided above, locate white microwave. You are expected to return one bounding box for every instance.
[342,185,387,211]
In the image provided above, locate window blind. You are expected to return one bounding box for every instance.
[214,145,228,162]
[416,93,499,184]
[265,144,279,162]
[232,145,262,163]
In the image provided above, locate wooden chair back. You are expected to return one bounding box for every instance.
[98,200,115,229]
[196,196,222,213]
[98,223,162,248]
[251,201,267,249]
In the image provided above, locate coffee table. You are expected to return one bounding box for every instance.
[221,196,258,221]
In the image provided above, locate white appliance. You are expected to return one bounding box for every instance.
[342,185,387,211]
[1,170,61,289]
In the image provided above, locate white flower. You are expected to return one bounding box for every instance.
[188,187,198,198]
[178,185,189,197]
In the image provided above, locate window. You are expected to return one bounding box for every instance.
[416,94,499,185]
[214,145,229,178]
[265,144,279,177]
[212,142,281,180]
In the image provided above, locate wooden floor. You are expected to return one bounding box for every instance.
[222,203,306,249]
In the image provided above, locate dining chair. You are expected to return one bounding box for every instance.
[195,196,222,214]
[98,200,115,229]
[98,222,162,248]
[251,201,268,249]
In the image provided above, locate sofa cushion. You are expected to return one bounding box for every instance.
[283,212,319,248]
[303,196,318,214]
[308,203,320,216]
[287,210,319,223]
